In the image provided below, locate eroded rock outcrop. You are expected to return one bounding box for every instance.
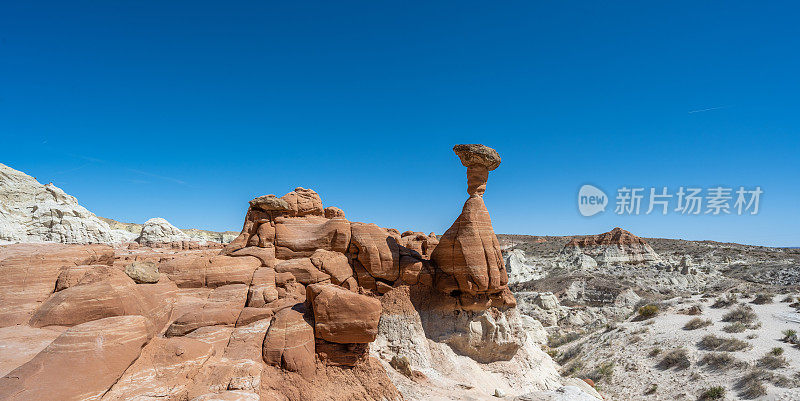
[0,144,599,401]
[137,217,193,246]
[562,227,663,266]
[431,144,512,307]
[0,163,131,244]
[0,315,155,401]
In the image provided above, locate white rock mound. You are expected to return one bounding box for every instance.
[0,163,130,244]
[136,217,192,246]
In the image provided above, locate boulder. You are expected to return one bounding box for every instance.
[262,307,316,377]
[229,246,276,268]
[159,255,261,288]
[349,222,401,282]
[136,217,192,246]
[274,216,350,259]
[0,315,154,401]
[452,143,501,196]
[124,260,160,283]
[166,307,241,337]
[280,187,324,217]
[249,194,291,213]
[307,284,382,344]
[310,249,353,285]
[275,258,330,285]
[324,206,345,219]
[246,266,279,307]
[54,264,99,291]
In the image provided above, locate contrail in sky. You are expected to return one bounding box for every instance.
[688,106,729,114]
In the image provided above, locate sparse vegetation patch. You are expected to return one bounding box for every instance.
[722,305,757,325]
[698,334,751,352]
[699,386,726,400]
[657,348,690,370]
[684,318,712,330]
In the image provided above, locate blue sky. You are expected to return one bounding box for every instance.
[1,1,798,246]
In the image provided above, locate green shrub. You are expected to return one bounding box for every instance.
[782,329,797,342]
[771,347,784,356]
[699,386,726,400]
[638,304,659,319]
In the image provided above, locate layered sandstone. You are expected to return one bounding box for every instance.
[0,144,598,400]
[562,227,663,266]
[431,144,512,308]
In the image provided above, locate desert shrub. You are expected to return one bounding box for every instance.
[644,383,658,394]
[771,373,793,387]
[723,322,747,333]
[684,318,712,330]
[658,348,690,370]
[699,386,726,400]
[698,334,751,352]
[771,347,785,356]
[561,360,584,377]
[782,329,797,342]
[781,295,796,303]
[587,361,614,383]
[556,344,583,364]
[649,347,661,357]
[746,333,758,339]
[758,354,788,370]
[711,294,738,308]
[751,293,773,305]
[698,352,745,371]
[547,331,582,348]
[722,305,757,325]
[737,370,768,399]
[637,304,659,319]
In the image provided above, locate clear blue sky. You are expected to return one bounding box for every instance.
[1,1,798,246]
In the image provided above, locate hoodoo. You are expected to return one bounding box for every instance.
[431,144,515,309]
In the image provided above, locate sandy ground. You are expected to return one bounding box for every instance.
[558,294,800,400]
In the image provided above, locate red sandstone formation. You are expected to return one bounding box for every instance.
[431,144,513,308]
[0,144,519,401]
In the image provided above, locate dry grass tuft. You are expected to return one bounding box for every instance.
[698,334,751,352]
[684,318,712,330]
[657,348,690,370]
